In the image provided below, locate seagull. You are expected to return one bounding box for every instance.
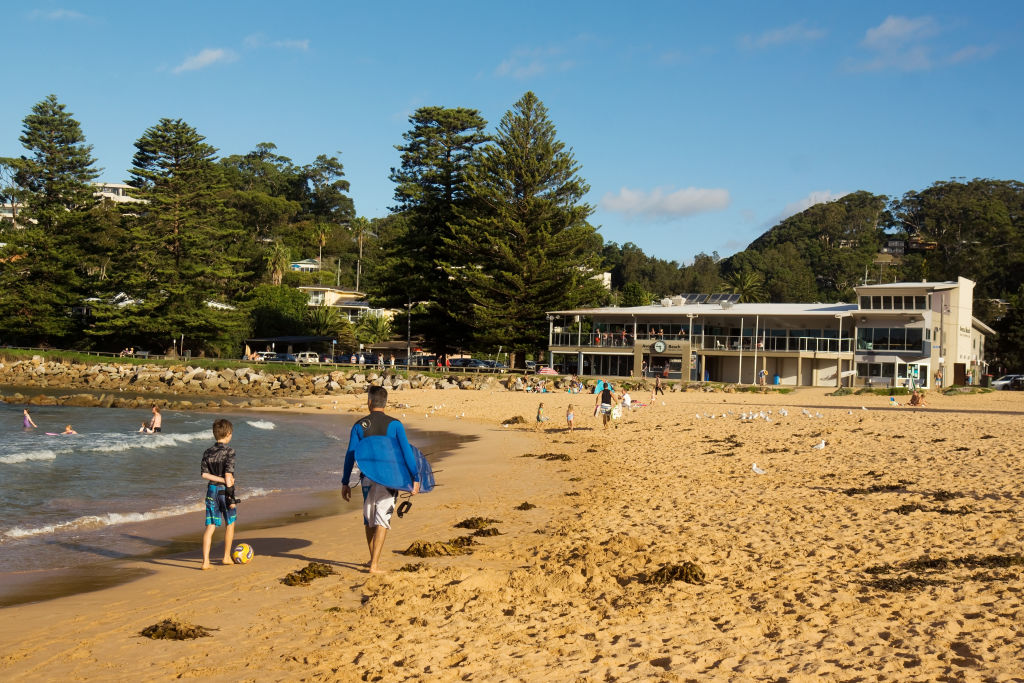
[695,414,701,419]
[752,463,766,474]
[812,439,826,450]
[861,406,868,411]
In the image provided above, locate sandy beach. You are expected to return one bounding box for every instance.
[1,385,1023,681]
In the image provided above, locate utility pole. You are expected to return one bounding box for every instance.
[406,300,412,367]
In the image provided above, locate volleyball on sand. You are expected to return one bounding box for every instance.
[231,543,254,564]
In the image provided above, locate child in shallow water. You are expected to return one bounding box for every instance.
[61,424,78,435]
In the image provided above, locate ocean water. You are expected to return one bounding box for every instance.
[0,402,457,575]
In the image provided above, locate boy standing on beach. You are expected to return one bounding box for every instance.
[341,386,420,573]
[200,419,238,570]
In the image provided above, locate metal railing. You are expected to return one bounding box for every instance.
[549,333,854,354]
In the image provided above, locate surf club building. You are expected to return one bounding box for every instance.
[545,277,992,388]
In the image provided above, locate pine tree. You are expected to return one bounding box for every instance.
[380,106,489,354]
[0,94,99,344]
[90,118,248,354]
[445,92,604,363]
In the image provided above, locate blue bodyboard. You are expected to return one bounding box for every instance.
[354,436,435,493]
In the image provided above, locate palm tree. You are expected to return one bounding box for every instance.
[725,269,768,303]
[356,312,393,344]
[314,225,330,284]
[265,241,290,286]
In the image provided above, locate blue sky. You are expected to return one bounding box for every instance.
[3,2,1020,264]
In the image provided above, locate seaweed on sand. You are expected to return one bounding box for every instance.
[400,536,477,557]
[867,576,947,591]
[864,554,1024,591]
[454,517,501,529]
[398,563,425,572]
[502,416,527,425]
[515,501,537,510]
[843,480,914,495]
[140,618,215,640]
[636,561,707,586]
[280,562,335,586]
[890,503,974,516]
[472,527,501,537]
[521,452,572,461]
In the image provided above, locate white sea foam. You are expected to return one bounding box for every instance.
[2,487,277,539]
[245,420,276,430]
[83,429,212,454]
[0,449,66,465]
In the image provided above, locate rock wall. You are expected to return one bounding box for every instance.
[0,356,537,408]
[0,356,649,409]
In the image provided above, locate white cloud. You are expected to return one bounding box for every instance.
[946,44,997,64]
[601,186,731,219]
[272,39,309,51]
[172,48,238,74]
[495,46,565,79]
[847,15,945,72]
[245,34,310,51]
[863,15,938,50]
[29,8,88,21]
[741,21,826,49]
[847,45,933,72]
[493,41,583,79]
[778,190,848,222]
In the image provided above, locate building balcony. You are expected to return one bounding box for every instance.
[550,332,855,355]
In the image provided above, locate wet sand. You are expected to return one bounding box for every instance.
[1,386,1023,680]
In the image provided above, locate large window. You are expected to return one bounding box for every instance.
[858,362,929,387]
[858,327,925,352]
[859,294,928,310]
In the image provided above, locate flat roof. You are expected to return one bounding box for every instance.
[549,302,858,317]
[855,281,957,291]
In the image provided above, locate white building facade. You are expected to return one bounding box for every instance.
[546,278,991,388]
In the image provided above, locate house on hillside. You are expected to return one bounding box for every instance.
[297,285,374,322]
[289,258,321,272]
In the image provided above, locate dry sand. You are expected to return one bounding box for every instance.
[1,385,1023,681]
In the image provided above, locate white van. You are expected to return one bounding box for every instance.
[295,351,320,365]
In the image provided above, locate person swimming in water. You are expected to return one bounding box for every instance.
[23,409,37,429]
[61,424,78,435]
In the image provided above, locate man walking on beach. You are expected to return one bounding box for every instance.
[341,386,420,573]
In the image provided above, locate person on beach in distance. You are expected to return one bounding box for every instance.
[908,389,927,407]
[341,386,420,573]
[566,404,575,432]
[22,409,37,429]
[200,418,238,570]
[139,405,162,433]
[595,382,617,429]
[652,375,664,399]
[536,401,549,429]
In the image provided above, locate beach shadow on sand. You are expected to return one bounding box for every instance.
[128,534,366,573]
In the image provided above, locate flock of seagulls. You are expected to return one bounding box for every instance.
[695,406,843,421]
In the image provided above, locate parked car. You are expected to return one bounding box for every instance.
[992,374,1023,390]
[1009,377,1024,391]
[271,352,297,363]
[252,351,277,362]
[481,359,507,371]
[295,351,320,365]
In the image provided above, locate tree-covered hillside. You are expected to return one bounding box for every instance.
[1,94,1022,368]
